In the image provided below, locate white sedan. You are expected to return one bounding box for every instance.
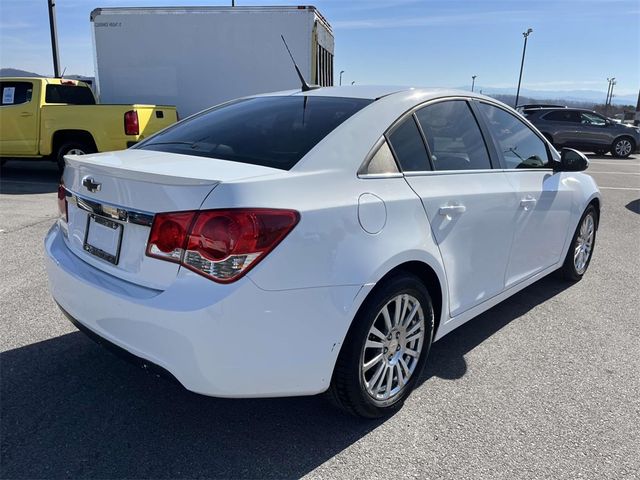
[45,86,600,417]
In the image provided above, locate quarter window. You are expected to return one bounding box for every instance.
[387,117,431,172]
[361,139,399,175]
[415,100,491,171]
[0,82,33,106]
[478,102,550,169]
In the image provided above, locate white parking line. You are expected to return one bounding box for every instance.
[598,186,640,191]
[588,160,640,165]
[588,172,640,175]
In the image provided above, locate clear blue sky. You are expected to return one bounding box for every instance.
[1,0,638,97]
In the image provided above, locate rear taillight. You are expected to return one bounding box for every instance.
[124,110,139,135]
[57,183,68,222]
[146,209,299,283]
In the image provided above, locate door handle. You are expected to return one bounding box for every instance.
[520,197,537,209]
[20,112,33,117]
[438,204,466,216]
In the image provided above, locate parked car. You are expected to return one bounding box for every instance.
[45,87,600,417]
[523,106,640,158]
[0,77,177,171]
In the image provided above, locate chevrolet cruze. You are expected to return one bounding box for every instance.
[46,86,600,417]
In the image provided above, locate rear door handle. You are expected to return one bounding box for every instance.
[20,112,33,117]
[438,204,466,216]
[520,197,537,209]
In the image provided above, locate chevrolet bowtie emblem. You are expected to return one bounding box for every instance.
[82,176,102,193]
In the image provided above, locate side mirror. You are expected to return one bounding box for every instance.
[558,148,589,172]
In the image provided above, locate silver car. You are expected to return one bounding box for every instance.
[523,107,640,158]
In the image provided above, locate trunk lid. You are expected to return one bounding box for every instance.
[61,149,280,290]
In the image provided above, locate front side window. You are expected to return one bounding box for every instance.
[0,82,33,106]
[580,112,606,126]
[478,102,550,169]
[136,96,372,170]
[416,100,491,171]
[387,117,431,172]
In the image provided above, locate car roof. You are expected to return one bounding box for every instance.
[256,85,498,102]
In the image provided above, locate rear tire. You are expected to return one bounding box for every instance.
[560,205,597,281]
[610,137,634,158]
[327,273,434,418]
[55,140,95,174]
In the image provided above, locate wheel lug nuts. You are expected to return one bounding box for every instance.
[396,332,400,338]
[383,347,388,353]
[396,345,400,351]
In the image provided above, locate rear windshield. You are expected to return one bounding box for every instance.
[135,96,372,170]
[45,84,96,105]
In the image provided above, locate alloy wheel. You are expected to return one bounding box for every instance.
[574,213,595,274]
[614,139,632,157]
[361,294,425,404]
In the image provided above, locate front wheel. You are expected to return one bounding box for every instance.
[611,137,634,158]
[560,205,597,281]
[327,273,434,418]
[56,141,95,173]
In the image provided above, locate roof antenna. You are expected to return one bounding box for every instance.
[281,35,318,92]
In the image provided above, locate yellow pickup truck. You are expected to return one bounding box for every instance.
[0,77,177,171]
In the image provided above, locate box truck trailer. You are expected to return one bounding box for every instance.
[91,6,334,117]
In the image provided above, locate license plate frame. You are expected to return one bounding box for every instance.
[83,214,124,265]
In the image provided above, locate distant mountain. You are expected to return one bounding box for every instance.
[463,85,637,106]
[0,68,94,86]
[0,68,43,77]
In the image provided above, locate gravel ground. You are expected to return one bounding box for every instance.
[1,155,638,479]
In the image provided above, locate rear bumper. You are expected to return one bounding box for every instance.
[45,222,365,397]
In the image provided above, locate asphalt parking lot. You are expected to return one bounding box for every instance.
[1,155,639,479]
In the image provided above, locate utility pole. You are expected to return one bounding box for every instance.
[606,77,616,114]
[47,0,61,77]
[471,75,477,92]
[515,28,533,108]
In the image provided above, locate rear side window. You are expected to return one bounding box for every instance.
[136,96,372,170]
[1,82,33,105]
[543,110,580,122]
[478,103,550,169]
[387,117,431,172]
[416,100,491,171]
[45,84,96,105]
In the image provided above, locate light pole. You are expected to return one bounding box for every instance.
[339,70,345,86]
[471,75,477,92]
[515,28,533,108]
[47,0,61,77]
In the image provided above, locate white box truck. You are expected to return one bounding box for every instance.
[91,6,334,117]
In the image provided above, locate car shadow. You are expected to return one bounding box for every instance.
[0,276,571,479]
[625,199,639,214]
[0,160,60,194]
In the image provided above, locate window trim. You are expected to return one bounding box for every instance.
[472,99,554,171]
